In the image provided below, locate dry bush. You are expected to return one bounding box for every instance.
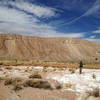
[54,82,62,89]
[0,77,5,81]
[92,88,100,97]
[4,78,13,85]
[69,68,75,74]
[29,72,42,79]
[4,78,22,86]
[87,88,100,97]
[43,67,48,72]
[23,79,52,89]
[13,83,23,91]
[0,67,3,71]
[5,66,13,70]
[25,69,28,72]
[63,83,72,88]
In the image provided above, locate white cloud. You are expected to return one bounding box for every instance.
[89,35,96,39]
[2,1,56,18]
[86,34,100,42]
[0,6,38,24]
[0,21,85,38]
[92,30,100,34]
[0,1,85,39]
[84,0,100,17]
[86,38,100,42]
[61,0,100,25]
[57,33,85,38]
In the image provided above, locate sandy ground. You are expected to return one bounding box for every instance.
[0,81,76,100]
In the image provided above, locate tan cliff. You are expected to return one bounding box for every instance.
[0,33,100,64]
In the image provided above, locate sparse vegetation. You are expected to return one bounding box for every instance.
[13,83,23,91]
[92,88,100,97]
[23,79,52,89]
[29,72,42,79]
[63,83,72,88]
[54,82,62,89]
[88,88,100,97]
[0,77,5,81]
[5,66,13,70]
[0,56,99,69]
[69,69,75,74]
[4,78,13,85]
[4,78,22,86]
[95,58,98,61]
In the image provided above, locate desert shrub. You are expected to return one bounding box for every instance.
[5,66,13,70]
[13,83,23,91]
[55,82,62,89]
[43,67,48,72]
[0,67,3,71]
[25,69,28,72]
[92,88,100,97]
[4,78,13,85]
[29,72,42,79]
[0,62,3,65]
[23,80,33,87]
[51,80,62,89]
[64,83,72,88]
[0,77,5,81]
[95,58,98,61]
[23,79,52,89]
[69,69,75,74]
[87,88,100,97]
[4,78,22,86]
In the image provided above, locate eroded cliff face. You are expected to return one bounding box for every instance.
[0,33,100,63]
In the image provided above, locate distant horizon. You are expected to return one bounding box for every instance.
[0,0,100,42]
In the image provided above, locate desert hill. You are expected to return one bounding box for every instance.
[0,33,100,64]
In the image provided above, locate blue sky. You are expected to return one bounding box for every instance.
[0,0,100,42]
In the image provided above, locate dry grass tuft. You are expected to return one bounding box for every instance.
[4,78,22,86]
[69,69,75,74]
[54,82,62,89]
[23,79,52,89]
[29,72,42,79]
[0,77,5,81]
[63,83,72,88]
[87,88,100,97]
[13,83,23,91]
[5,66,13,70]
[92,88,100,97]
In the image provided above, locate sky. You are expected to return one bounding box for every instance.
[0,0,100,42]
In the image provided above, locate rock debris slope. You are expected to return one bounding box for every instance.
[0,34,100,63]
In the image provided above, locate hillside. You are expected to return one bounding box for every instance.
[0,33,100,64]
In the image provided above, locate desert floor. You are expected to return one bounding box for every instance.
[0,65,100,100]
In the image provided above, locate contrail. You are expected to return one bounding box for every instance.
[62,0,99,26]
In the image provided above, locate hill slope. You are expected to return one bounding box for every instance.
[0,34,100,63]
